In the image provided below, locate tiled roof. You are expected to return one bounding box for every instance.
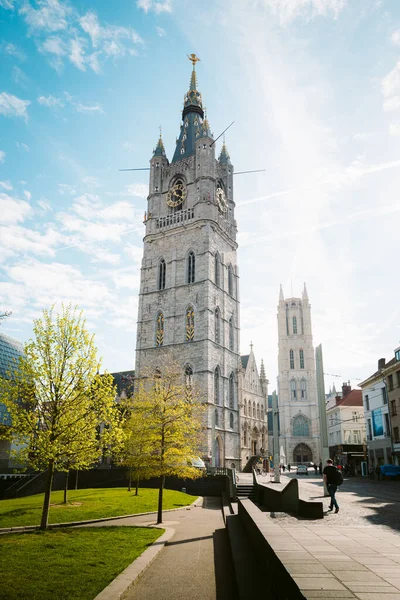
[0,332,24,380]
[337,389,362,407]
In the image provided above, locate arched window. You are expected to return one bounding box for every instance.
[257,404,260,419]
[228,264,234,296]
[244,427,247,446]
[229,373,234,408]
[230,412,234,429]
[215,408,219,427]
[253,402,256,417]
[187,251,195,284]
[299,349,304,369]
[293,414,309,437]
[300,378,307,400]
[184,365,193,401]
[215,308,220,344]
[215,253,220,287]
[158,259,166,290]
[293,316,297,334]
[214,367,220,405]
[289,349,295,369]
[261,405,264,420]
[229,316,234,351]
[186,306,194,342]
[156,312,164,346]
[290,379,297,400]
[244,400,247,415]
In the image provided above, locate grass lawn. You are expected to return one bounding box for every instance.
[0,487,197,528]
[0,526,163,600]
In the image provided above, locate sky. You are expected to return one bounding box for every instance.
[1,0,400,392]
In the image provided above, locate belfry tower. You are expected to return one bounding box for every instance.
[135,55,241,468]
[277,284,320,466]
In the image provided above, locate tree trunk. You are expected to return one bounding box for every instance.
[128,468,132,492]
[75,470,79,490]
[40,460,55,530]
[135,475,139,496]
[63,471,69,504]
[157,475,165,524]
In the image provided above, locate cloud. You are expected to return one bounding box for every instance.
[0,193,31,224]
[259,0,347,25]
[0,150,5,163]
[122,141,135,151]
[40,35,67,56]
[137,0,172,14]
[2,42,26,60]
[38,94,65,108]
[16,142,30,152]
[19,0,71,33]
[58,183,76,195]
[23,190,32,201]
[124,183,148,198]
[0,0,15,9]
[38,199,52,211]
[69,37,86,70]
[75,102,104,114]
[156,26,166,37]
[391,30,400,46]
[82,176,102,188]
[11,66,30,88]
[0,92,30,120]
[0,181,12,191]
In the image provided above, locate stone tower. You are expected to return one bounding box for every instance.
[277,284,320,465]
[135,56,241,468]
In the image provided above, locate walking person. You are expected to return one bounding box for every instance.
[318,461,322,475]
[323,459,340,513]
[287,463,291,472]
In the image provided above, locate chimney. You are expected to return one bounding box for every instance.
[378,358,386,371]
[342,381,351,398]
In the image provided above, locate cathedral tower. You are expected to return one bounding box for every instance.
[135,56,241,468]
[277,284,320,465]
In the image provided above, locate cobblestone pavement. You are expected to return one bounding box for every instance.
[280,472,400,533]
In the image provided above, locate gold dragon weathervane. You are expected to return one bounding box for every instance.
[187,53,200,68]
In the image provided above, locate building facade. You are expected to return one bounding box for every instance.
[384,347,400,464]
[277,285,320,465]
[238,347,268,467]
[134,56,241,468]
[0,332,24,470]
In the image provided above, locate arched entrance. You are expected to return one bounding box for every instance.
[215,435,223,467]
[293,443,312,464]
[251,426,259,455]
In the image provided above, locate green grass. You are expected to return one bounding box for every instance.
[0,526,163,600]
[0,487,197,528]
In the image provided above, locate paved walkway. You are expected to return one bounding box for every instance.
[88,497,238,600]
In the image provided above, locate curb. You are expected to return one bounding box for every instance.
[0,496,202,534]
[92,526,175,600]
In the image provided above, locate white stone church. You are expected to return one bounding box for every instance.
[134,57,320,469]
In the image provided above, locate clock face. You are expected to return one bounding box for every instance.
[216,186,227,213]
[167,181,187,208]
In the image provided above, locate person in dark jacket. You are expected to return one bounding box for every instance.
[323,459,339,513]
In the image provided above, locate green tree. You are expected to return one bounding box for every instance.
[0,305,124,530]
[130,359,205,524]
[121,409,153,495]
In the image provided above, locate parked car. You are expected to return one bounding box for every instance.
[296,464,308,475]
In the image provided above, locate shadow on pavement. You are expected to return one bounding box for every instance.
[213,528,239,600]
[166,534,213,546]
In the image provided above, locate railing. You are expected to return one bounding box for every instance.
[156,208,194,230]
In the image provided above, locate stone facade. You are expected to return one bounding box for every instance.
[238,349,268,467]
[134,61,241,468]
[277,285,321,465]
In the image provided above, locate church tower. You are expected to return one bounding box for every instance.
[135,56,241,468]
[277,284,320,466]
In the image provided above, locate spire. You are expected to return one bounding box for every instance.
[332,382,336,394]
[219,135,231,164]
[260,359,266,380]
[172,54,213,163]
[153,128,166,157]
[302,282,309,300]
[250,341,254,353]
[279,284,284,302]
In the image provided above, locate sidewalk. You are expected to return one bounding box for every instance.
[88,496,238,600]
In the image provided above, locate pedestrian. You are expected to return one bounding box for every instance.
[323,458,340,514]
[318,461,322,475]
[288,463,291,472]
[282,464,286,472]
[314,463,318,474]
[375,464,381,481]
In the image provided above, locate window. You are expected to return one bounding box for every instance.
[215,308,220,344]
[396,349,400,361]
[215,408,219,427]
[244,428,247,446]
[367,418,372,439]
[290,379,296,400]
[365,394,370,411]
[228,264,234,296]
[300,379,307,400]
[384,413,390,437]
[156,312,164,346]
[397,371,400,387]
[229,373,234,408]
[391,400,397,416]
[353,430,361,444]
[257,404,260,419]
[261,405,264,420]
[187,252,195,284]
[382,387,388,405]
[394,426,399,443]
[186,306,195,342]
[229,316,234,351]
[389,374,394,391]
[230,412,234,429]
[214,367,220,405]
[293,316,297,334]
[158,259,166,290]
[253,402,256,417]
[289,349,295,369]
[184,365,193,400]
[299,349,304,369]
[214,253,220,287]
[352,411,358,422]
[244,400,247,416]
[344,430,351,444]
[293,415,309,437]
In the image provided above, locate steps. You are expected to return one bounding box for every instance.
[236,483,256,500]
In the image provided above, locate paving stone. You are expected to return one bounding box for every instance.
[293,576,347,591]
[345,585,398,593]
[303,592,355,599]
[317,561,367,571]
[380,579,400,590]
[283,562,330,574]
[353,595,400,600]
[333,571,387,583]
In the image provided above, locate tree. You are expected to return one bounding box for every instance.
[0,305,124,530]
[121,409,153,495]
[128,358,205,524]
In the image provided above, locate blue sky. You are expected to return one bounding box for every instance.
[1,0,400,390]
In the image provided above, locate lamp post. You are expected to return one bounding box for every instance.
[316,344,329,496]
[272,390,280,483]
